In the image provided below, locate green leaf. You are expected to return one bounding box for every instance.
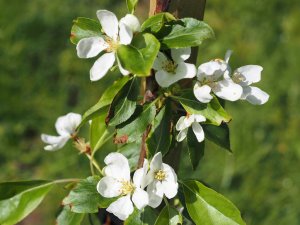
[186,128,205,170]
[115,102,156,143]
[109,77,140,126]
[90,109,114,153]
[203,123,231,152]
[125,207,157,225]
[56,206,85,225]
[63,176,116,213]
[172,91,231,125]
[154,205,182,225]
[182,180,246,225]
[118,142,141,171]
[126,0,139,14]
[0,180,54,225]
[160,18,214,49]
[146,101,172,158]
[141,12,176,33]
[78,76,130,128]
[117,33,160,76]
[70,17,102,45]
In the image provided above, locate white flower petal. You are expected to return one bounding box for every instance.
[119,14,141,33]
[241,86,269,105]
[90,52,115,81]
[152,52,168,71]
[106,195,134,221]
[213,79,243,101]
[132,187,149,210]
[192,122,205,142]
[117,56,130,75]
[171,48,191,62]
[194,114,206,123]
[150,152,163,173]
[133,159,148,189]
[147,183,163,208]
[235,65,263,86]
[197,61,224,81]
[193,83,213,103]
[97,177,122,198]
[119,22,133,45]
[103,152,130,180]
[41,134,69,151]
[76,37,108,58]
[176,128,188,142]
[162,181,178,199]
[155,62,196,88]
[175,116,186,131]
[162,164,177,183]
[55,113,82,136]
[96,10,119,40]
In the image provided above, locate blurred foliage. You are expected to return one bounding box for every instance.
[0,0,299,224]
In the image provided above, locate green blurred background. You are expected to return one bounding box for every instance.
[0,0,299,224]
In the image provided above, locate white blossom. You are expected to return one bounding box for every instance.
[76,10,141,81]
[175,114,206,142]
[193,51,243,103]
[153,48,196,88]
[231,65,269,105]
[97,153,149,220]
[41,113,82,151]
[144,152,178,208]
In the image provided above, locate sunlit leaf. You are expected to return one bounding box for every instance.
[117,33,160,76]
[141,12,176,33]
[182,180,246,225]
[125,207,157,225]
[160,18,214,49]
[56,206,85,225]
[63,176,116,213]
[118,142,141,171]
[70,17,102,45]
[78,76,131,128]
[0,180,54,225]
[154,205,182,225]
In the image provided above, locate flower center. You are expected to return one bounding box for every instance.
[162,60,178,74]
[232,71,246,84]
[154,170,166,181]
[105,37,119,52]
[120,180,135,195]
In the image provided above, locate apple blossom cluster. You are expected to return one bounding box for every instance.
[97,152,178,220]
[37,7,269,224]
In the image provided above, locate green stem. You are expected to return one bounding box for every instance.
[86,154,103,176]
[54,178,81,184]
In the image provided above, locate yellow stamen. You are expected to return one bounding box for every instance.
[232,71,246,83]
[162,60,178,74]
[154,170,166,181]
[120,180,135,195]
[105,37,119,52]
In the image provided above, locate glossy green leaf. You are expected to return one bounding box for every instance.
[146,101,172,158]
[125,207,157,225]
[0,180,54,225]
[182,180,246,225]
[141,12,176,33]
[109,77,139,126]
[115,103,156,143]
[203,123,231,152]
[126,0,139,14]
[154,205,182,225]
[187,128,205,170]
[90,109,114,153]
[160,18,214,49]
[70,17,102,45]
[56,206,85,225]
[63,176,116,213]
[118,142,141,171]
[117,33,160,76]
[172,91,231,125]
[78,76,130,128]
